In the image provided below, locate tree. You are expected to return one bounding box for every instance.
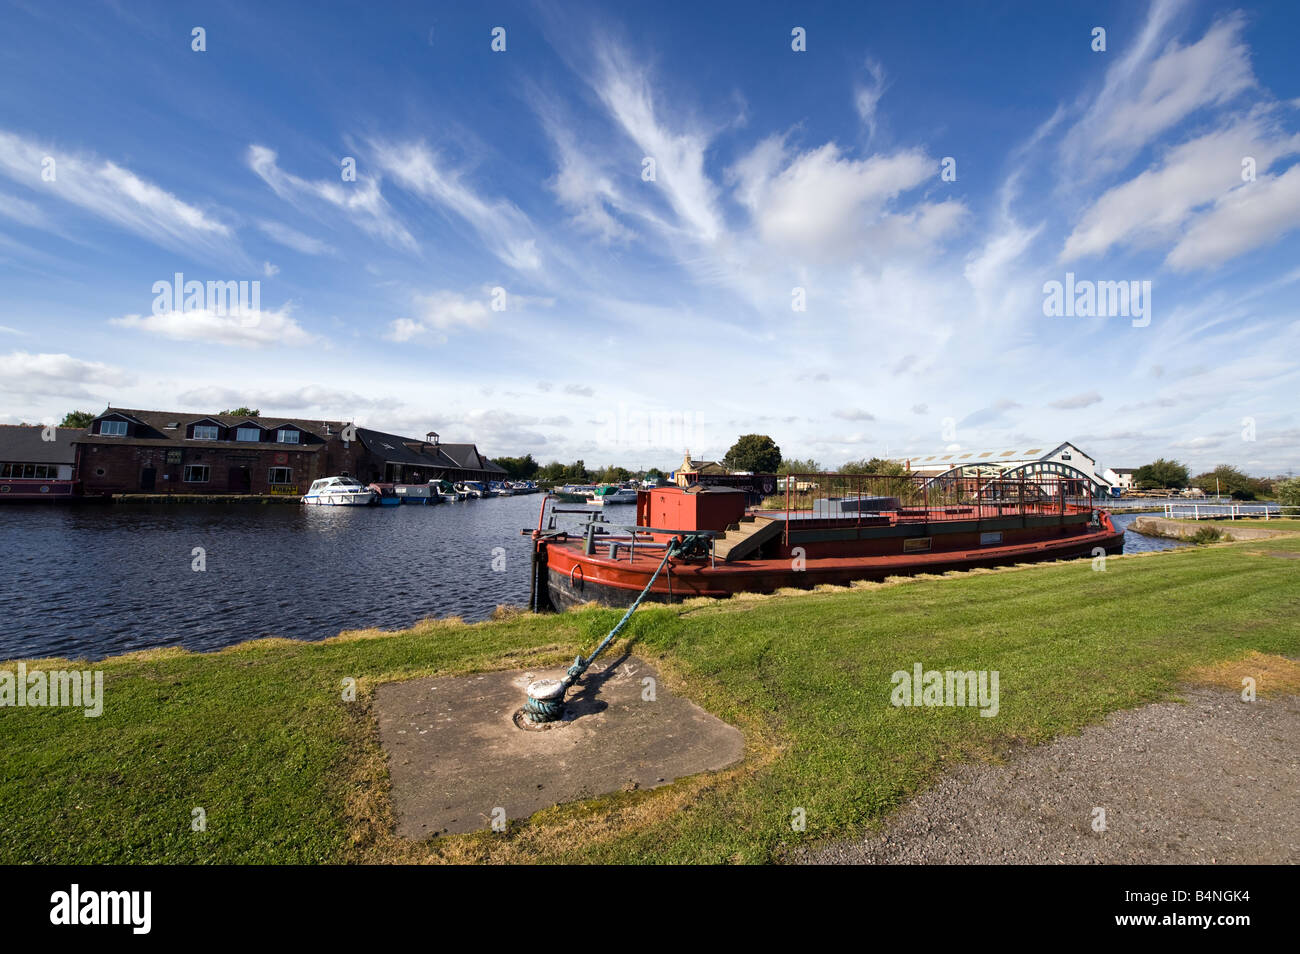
[722,434,781,473]
[1133,458,1189,490]
[493,454,539,479]
[1191,465,1267,500]
[596,465,632,484]
[219,407,260,417]
[841,457,905,475]
[777,457,822,475]
[1277,477,1300,509]
[59,410,96,428]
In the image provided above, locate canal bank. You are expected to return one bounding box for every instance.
[2,532,1297,864]
[1132,515,1298,541]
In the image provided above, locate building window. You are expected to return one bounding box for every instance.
[269,466,292,485]
[3,464,58,478]
[183,465,210,483]
[235,427,261,442]
[276,428,299,444]
[99,420,128,436]
[192,425,219,441]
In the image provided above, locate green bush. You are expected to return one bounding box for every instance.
[1277,477,1300,509]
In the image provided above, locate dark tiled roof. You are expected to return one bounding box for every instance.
[356,428,507,474]
[0,425,80,464]
[76,407,348,450]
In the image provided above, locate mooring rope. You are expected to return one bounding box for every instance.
[523,533,707,723]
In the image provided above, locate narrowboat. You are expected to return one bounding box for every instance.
[394,483,436,504]
[367,482,402,506]
[525,472,1125,611]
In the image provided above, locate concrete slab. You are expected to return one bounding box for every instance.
[375,653,745,838]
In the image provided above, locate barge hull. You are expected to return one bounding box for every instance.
[545,528,1125,610]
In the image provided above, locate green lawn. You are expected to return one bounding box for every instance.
[3,536,1298,864]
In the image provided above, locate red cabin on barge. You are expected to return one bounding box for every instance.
[526,472,1124,611]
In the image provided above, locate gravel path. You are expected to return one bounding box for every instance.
[800,689,1299,864]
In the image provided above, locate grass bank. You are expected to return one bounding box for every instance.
[3,536,1298,864]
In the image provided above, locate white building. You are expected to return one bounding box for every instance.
[906,441,1116,494]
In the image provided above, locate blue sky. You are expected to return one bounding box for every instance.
[1,0,1298,475]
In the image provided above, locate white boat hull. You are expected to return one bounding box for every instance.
[302,492,376,506]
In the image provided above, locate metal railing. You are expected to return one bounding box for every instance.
[766,473,1096,545]
[1163,503,1298,521]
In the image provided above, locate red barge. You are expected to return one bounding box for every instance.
[525,472,1124,611]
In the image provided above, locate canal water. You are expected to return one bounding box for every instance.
[1,498,1185,661]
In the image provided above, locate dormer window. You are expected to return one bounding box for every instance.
[193,425,219,441]
[235,427,262,442]
[99,420,127,436]
[277,428,300,444]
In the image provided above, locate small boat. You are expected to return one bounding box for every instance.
[367,483,402,506]
[433,479,464,502]
[302,476,377,506]
[458,480,489,499]
[590,486,640,505]
[394,484,434,505]
[489,480,513,497]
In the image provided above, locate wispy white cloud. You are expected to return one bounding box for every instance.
[246,145,416,252]
[370,141,541,271]
[0,130,234,258]
[1167,162,1300,270]
[854,59,889,140]
[1062,114,1300,263]
[1060,4,1256,181]
[256,219,336,256]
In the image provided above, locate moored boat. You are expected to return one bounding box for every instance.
[367,482,402,506]
[394,483,435,504]
[457,480,488,498]
[302,476,377,506]
[433,479,464,502]
[590,485,639,505]
[525,472,1125,611]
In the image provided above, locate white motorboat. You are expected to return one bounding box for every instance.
[457,480,489,499]
[590,486,640,505]
[302,476,377,506]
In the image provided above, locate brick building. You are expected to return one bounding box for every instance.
[74,408,508,496]
[76,408,360,496]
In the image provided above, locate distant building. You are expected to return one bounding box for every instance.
[76,408,356,495]
[673,450,727,488]
[73,408,508,495]
[907,441,1114,495]
[0,425,81,500]
[353,428,506,484]
[1103,467,1136,492]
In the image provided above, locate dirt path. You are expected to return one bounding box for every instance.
[799,688,1299,864]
